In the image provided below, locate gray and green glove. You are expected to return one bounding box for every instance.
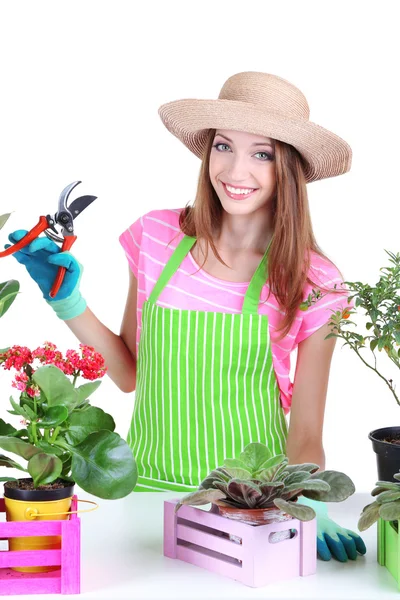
[298,496,367,562]
[6,230,86,320]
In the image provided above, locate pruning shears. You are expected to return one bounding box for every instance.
[0,181,97,298]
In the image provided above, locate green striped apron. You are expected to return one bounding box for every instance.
[128,235,288,492]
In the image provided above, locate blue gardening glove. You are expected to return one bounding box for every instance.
[297,496,367,562]
[6,230,86,320]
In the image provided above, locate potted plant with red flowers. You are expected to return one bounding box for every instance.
[300,250,400,482]
[0,341,137,572]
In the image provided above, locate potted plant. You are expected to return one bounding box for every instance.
[300,250,400,482]
[0,341,137,572]
[358,475,400,588]
[165,443,355,587]
[175,442,355,525]
[0,212,19,320]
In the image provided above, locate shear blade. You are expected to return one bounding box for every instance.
[68,195,97,218]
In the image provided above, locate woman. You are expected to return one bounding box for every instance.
[7,71,366,562]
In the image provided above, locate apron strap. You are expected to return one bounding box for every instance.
[241,238,272,315]
[148,235,196,304]
[148,234,272,315]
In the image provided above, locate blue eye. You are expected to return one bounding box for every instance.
[255,151,274,161]
[212,143,231,152]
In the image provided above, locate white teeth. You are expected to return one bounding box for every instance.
[225,184,255,195]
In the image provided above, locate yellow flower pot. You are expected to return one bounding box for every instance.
[4,478,75,573]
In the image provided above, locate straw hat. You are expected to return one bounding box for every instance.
[158,72,351,183]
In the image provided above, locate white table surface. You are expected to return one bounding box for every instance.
[1,490,399,600]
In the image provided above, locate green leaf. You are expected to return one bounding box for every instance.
[303,471,355,502]
[0,477,17,482]
[74,381,101,404]
[238,443,272,472]
[273,498,316,521]
[39,406,69,429]
[376,490,400,504]
[65,407,115,445]
[299,479,331,492]
[380,501,400,522]
[370,339,379,352]
[257,454,287,474]
[393,473,400,482]
[0,436,40,460]
[8,396,31,420]
[284,471,312,486]
[32,365,78,408]
[199,468,231,489]
[223,458,249,470]
[282,463,320,475]
[28,453,62,487]
[0,454,26,471]
[0,418,17,436]
[0,280,20,318]
[0,213,12,229]
[35,441,65,457]
[175,489,226,512]
[375,481,400,491]
[358,502,380,531]
[69,431,137,499]
[223,467,252,480]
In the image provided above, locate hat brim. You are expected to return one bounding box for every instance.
[159,99,351,183]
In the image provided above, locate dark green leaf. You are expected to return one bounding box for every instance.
[0,418,17,436]
[0,436,40,460]
[65,407,115,445]
[32,365,77,408]
[74,381,101,404]
[27,453,62,487]
[39,405,69,429]
[69,431,137,499]
[0,454,26,471]
[0,280,20,318]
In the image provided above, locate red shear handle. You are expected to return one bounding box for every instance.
[49,235,77,298]
[0,216,49,257]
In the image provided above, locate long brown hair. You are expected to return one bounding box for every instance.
[179,129,341,340]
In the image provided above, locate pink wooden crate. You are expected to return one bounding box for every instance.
[0,494,80,595]
[164,499,317,587]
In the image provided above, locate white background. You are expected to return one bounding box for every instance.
[0,0,398,495]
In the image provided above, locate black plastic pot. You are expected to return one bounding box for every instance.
[369,427,400,482]
[3,478,75,502]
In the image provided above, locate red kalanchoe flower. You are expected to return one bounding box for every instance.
[0,345,33,371]
[78,344,107,380]
[32,341,63,366]
[12,371,29,392]
[26,385,41,398]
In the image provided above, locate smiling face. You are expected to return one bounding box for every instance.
[208,129,276,217]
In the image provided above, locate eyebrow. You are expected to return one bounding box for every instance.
[215,132,274,149]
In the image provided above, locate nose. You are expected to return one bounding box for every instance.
[226,154,251,182]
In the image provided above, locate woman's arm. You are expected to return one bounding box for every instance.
[285,321,337,469]
[66,268,138,393]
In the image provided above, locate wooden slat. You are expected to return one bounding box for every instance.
[177,524,244,560]
[0,549,61,568]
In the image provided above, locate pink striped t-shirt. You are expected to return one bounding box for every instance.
[119,208,349,413]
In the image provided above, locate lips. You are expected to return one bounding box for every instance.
[222,182,258,201]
